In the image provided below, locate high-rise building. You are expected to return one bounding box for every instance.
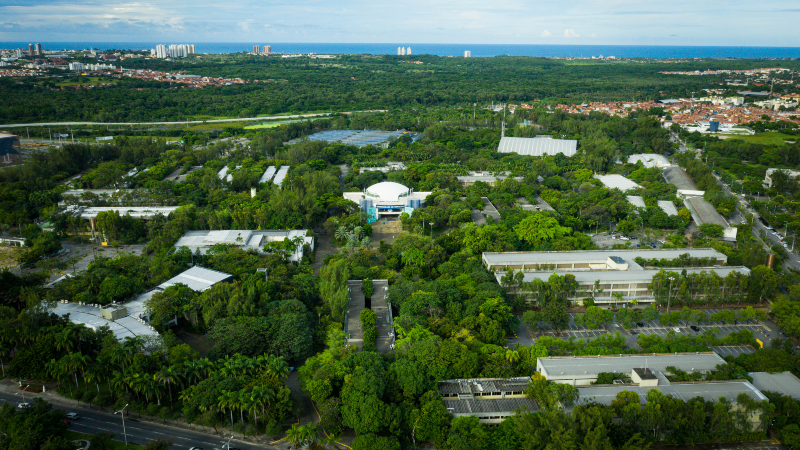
[35,43,42,55]
[253,45,261,54]
[28,44,34,57]
[264,45,271,54]
[156,45,167,58]
[397,47,402,56]
[407,47,411,55]
[464,50,471,58]
[188,44,196,54]
[15,49,23,58]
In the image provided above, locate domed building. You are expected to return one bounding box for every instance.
[344,181,431,223]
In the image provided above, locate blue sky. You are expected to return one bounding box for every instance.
[1,0,798,46]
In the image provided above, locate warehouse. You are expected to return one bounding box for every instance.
[438,377,539,424]
[497,136,578,157]
[457,171,524,187]
[594,174,640,191]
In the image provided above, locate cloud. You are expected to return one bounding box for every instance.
[541,30,552,37]
[564,28,580,38]
[589,33,596,38]
[237,20,252,31]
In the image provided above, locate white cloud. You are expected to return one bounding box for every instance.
[564,28,580,37]
[237,20,252,31]
[589,33,597,38]
[541,30,552,37]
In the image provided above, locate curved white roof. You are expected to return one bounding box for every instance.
[366,181,409,201]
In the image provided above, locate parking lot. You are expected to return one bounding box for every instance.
[590,232,663,249]
[712,345,756,358]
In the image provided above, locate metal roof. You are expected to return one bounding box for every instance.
[628,154,671,168]
[49,301,159,339]
[443,398,540,415]
[749,372,800,400]
[509,266,749,285]
[658,200,679,216]
[627,195,647,208]
[366,182,410,201]
[482,248,727,267]
[273,166,289,188]
[438,378,531,395]
[538,353,725,379]
[684,196,729,228]
[173,230,312,263]
[287,130,406,147]
[259,166,277,184]
[72,206,181,219]
[663,166,698,190]
[575,381,767,409]
[594,174,640,191]
[157,266,233,292]
[498,137,577,157]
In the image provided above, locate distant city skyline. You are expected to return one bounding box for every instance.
[1,0,799,47]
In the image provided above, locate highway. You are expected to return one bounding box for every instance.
[0,110,387,128]
[0,391,279,450]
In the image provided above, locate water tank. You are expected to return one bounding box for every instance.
[709,121,720,132]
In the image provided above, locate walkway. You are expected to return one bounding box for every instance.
[345,279,394,353]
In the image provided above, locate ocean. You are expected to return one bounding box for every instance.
[2,42,800,59]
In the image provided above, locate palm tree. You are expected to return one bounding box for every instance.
[54,326,77,354]
[155,366,181,409]
[218,390,238,429]
[505,349,520,365]
[107,344,133,372]
[334,226,348,242]
[69,353,91,390]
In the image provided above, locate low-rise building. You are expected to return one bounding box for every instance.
[344,182,430,223]
[627,154,672,168]
[438,378,539,424]
[457,171,524,187]
[498,136,578,157]
[749,371,800,400]
[174,230,313,263]
[594,174,640,191]
[484,249,748,304]
[764,168,800,189]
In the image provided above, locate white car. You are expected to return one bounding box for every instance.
[17,403,31,409]
[672,327,681,333]
[65,412,79,420]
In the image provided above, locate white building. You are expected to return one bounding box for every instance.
[69,62,85,71]
[594,174,641,191]
[627,153,672,168]
[497,136,578,157]
[344,182,431,223]
[464,50,472,58]
[156,45,167,59]
[764,168,800,188]
[174,230,314,263]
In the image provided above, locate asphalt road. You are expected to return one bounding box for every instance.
[0,110,387,128]
[0,391,278,450]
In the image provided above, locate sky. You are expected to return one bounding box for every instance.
[1,0,799,47]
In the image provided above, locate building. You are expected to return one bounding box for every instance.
[438,378,540,424]
[407,47,411,55]
[173,229,314,263]
[35,43,42,56]
[627,153,672,168]
[663,166,697,191]
[64,205,181,220]
[157,265,234,292]
[683,196,738,241]
[156,45,167,59]
[594,174,640,191]
[50,300,160,339]
[764,168,800,189]
[69,62,84,71]
[0,133,21,163]
[264,45,271,54]
[483,248,748,305]
[457,171,524,187]
[28,44,34,57]
[749,371,800,400]
[464,50,472,57]
[259,166,277,184]
[359,162,406,174]
[626,196,679,216]
[536,352,726,385]
[253,45,261,54]
[344,182,431,223]
[273,166,290,188]
[497,136,578,157]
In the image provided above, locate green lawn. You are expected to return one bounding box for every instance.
[44,77,114,87]
[65,430,144,449]
[245,117,323,129]
[723,132,797,145]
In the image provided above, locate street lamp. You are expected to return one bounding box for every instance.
[666,277,676,316]
[429,222,434,238]
[115,403,129,447]
[15,384,31,405]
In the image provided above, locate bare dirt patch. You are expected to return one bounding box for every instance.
[0,246,21,270]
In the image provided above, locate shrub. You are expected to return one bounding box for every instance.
[360,308,377,352]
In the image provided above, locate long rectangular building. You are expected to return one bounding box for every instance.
[537,352,725,385]
[174,230,313,263]
[498,136,577,157]
[483,249,747,304]
[438,378,539,424]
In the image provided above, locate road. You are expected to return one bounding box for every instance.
[0,110,387,128]
[0,391,278,450]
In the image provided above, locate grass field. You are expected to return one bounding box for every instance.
[245,117,323,129]
[43,77,115,87]
[0,246,20,270]
[65,430,144,449]
[722,132,797,145]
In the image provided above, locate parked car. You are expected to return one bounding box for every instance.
[672,327,681,333]
[17,403,31,410]
[631,331,637,335]
[690,325,700,332]
[637,322,645,327]
[65,412,79,420]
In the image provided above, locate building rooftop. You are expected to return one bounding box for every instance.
[482,248,727,268]
[438,377,531,395]
[684,196,729,228]
[575,381,767,410]
[498,136,578,157]
[443,398,540,415]
[663,166,698,191]
[510,266,749,285]
[594,174,641,191]
[259,166,277,184]
[68,206,181,219]
[49,301,159,339]
[749,372,800,400]
[173,230,313,262]
[157,265,233,292]
[627,195,647,209]
[273,166,290,188]
[537,353,725,379]
[658,200,679,216]
[286,130,407,147]
[628,154,672,168]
